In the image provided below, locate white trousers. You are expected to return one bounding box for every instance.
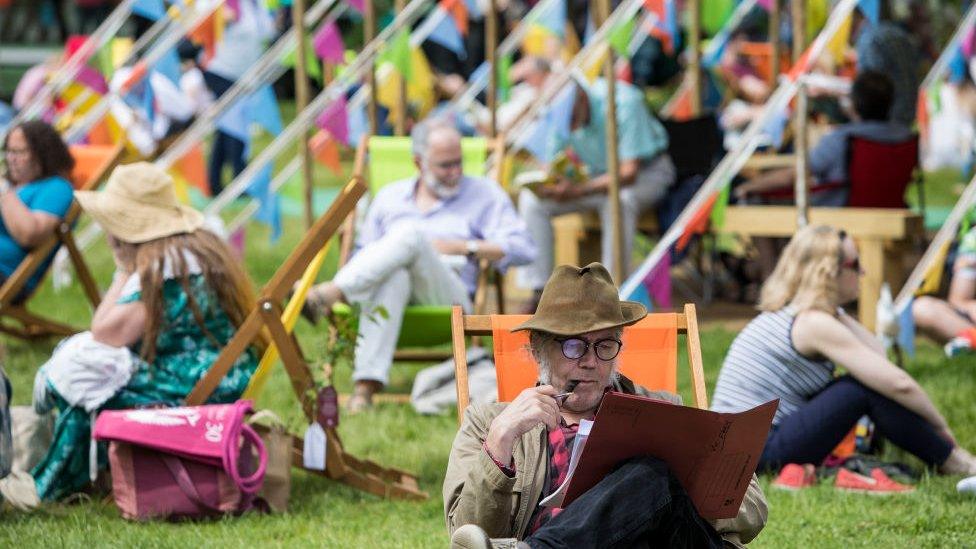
[333,226,472,385]
[517,154,676,290]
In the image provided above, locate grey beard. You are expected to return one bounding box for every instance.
[423,174,460,200]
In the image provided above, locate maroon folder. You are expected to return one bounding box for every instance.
[561,393,778,519]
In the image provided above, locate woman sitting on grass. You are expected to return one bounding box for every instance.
[31,162,262,501]
[711,225,976,488]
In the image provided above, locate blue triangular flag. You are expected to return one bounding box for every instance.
[666,0,681,52]
[537,0,566,37]
[347,99,369,145]
[628,278,655,311]
[248,164,282,241]
[248,85,283,136]
[152,48,182,86]
[216,98,251,152]
[549,84,576,141]
[897,298,916,358]
[857,0,880,25]
[133,0,166,20]
[463,0,482,18]
[950,45,968,83]
[426,7,467,59]
[142,78,155,124]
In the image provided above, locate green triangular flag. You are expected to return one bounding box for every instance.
[709,184,730,230]
[702,0,735,36]
[282,37,323,83]
[380,29,412,80]
[497,53,512,103]
[94,40,115,80]
[608,18,635,58]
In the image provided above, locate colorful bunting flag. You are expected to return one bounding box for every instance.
[441,0,469,36]
[133,0,166,20]
[964,27,976,59]
[535,0,566,38]
[709,184,730,230]
[427,6,467,59]
[175,144,211,196]
[702,0,735,36]
[950,46,968,83]
[249,85,283,136]
[608,18,635,58]
[283,37,323,83]
[896,298,916,358]
[497,54,512,102]
[380,29,413,80]
[313,21,345,64]
[75,65,109,95]
[462,0,482,18]
[347,100,369,145]
[857,0,879,25]
[917,241,951,296]
[310,131,343,175]
[153,48,182,86]
[677,192,717,251]
[316,96,350,144]
[248,164,282,241]
[806,0,829,43]
[826,13,852,64]
[644,252,672,308]
[346,0,364,14]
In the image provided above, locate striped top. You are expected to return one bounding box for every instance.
[711,307,835,426]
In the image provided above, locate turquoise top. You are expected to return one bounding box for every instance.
[546,78,669,175]
[0,175,74,289]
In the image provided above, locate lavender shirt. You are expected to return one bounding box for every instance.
[357,175,536,295]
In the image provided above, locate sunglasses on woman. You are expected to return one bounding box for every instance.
[554,337,623,361]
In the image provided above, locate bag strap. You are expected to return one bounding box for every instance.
[161,455,221,513]
[222,403,267,495]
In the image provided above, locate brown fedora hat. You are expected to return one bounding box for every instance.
[512,263,647,335]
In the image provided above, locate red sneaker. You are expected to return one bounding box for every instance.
[835,467,915,495]
[772,463,817,490]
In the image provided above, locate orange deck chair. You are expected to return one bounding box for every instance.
[0,142,123,339]
[451,303,709,422]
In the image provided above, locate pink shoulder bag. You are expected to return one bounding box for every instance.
[93,400,267,520]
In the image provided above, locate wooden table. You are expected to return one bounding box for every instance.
[720,206,924,331]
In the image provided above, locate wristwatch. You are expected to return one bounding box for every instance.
[465,240,480,258]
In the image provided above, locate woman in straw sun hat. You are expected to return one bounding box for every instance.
[31,162,264,501]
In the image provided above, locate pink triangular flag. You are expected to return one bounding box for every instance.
[964,27,976,59]
[315,96,349,145]
[756,0,773,10]
[313,21,345,64]
[75,65,108,95]
[229,226,246,258]
[346,0,364,13]
[643,252,672,309]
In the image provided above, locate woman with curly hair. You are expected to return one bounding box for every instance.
[30,162,263,501]
[0,120,75,292]
[711,225,976,480]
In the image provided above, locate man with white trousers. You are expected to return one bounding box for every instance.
[304,117,536,411]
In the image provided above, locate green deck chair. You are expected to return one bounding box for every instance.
[333,135,496,358]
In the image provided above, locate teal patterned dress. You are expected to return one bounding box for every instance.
[32,273,258,501]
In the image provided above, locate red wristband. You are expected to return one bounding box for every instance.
[483,441,516,478]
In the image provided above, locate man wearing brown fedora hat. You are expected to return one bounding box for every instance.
[444,263,767,549]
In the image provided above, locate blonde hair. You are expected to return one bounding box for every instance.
[758,225,845,314]
[114,230,266,363]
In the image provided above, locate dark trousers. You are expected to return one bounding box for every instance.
[759,375,954,471]
[203,71,247,196]
[526,457,723,549]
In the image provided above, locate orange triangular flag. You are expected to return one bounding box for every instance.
[176,145,211,196]
[440,0,468,36]
[310,131,342,175]
[677,193,717,251]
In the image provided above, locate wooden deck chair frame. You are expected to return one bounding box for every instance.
[333,135,509,364]
[450,303,708,423]
[185,147,426,501]
[0,143,124,339]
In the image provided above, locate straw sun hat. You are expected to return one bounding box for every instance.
[512,263,647,336]
[75,162,204,244]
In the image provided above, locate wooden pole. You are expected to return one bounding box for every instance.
[597,0,624,281]
[770,0,781,86]
[795,80,809,226]
[365,0,379,135]
[486,0,498,138]
[394,0,407,135]
[292,0,314,229]
[688,0,702,115]
[791,0,805,62]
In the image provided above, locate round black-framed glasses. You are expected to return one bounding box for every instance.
[555,337,623,361]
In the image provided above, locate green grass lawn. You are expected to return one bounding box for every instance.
[2,217,976,546]
[2,109,976,544]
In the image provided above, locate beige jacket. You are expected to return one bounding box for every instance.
[443,388,768,547]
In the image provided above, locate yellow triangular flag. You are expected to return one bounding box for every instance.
[917,240,951,296]
[826,13,852,65]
